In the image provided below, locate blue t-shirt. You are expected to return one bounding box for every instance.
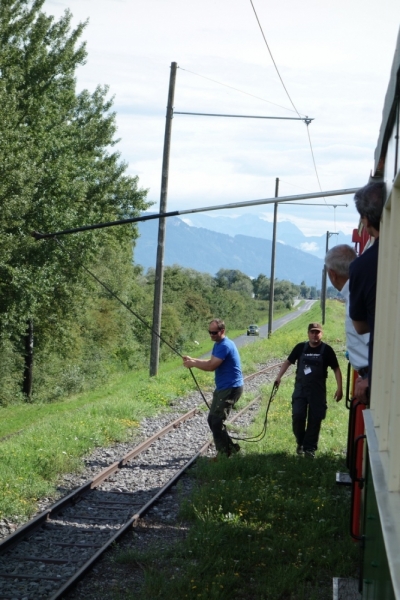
[212,337,243,391]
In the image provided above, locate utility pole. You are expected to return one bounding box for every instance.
[22,320,33,399]
[268,178,279,337]
[321,231,338,324]
[150,62,177,376]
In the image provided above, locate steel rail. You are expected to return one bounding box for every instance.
[0,406,200,555]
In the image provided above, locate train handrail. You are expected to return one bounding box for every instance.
[350,433,366,541]
[345,362,352,410]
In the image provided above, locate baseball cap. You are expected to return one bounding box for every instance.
[308,322,323,332]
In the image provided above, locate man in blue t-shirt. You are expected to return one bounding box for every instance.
[183,319,244,456]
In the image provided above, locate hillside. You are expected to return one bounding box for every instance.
[134,216,324,286]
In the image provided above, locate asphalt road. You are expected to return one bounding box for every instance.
[199,300,317,358]
[234,299,316,350]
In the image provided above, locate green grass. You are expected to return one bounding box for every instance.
[110,300,358,599]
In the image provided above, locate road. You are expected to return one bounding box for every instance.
[199,300,317,358]
[234,299,316,350]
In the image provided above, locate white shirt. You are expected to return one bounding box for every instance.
[341,280,369,371]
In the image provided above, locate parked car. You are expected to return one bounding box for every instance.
[247,324,260,336]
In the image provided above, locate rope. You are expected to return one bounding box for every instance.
[52,238,210,409]
[230,381,278,443]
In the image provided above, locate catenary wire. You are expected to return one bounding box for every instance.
[249,0,301,118]
[249,0,328,206]
[178,66,301,115]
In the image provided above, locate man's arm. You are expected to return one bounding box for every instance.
[352,320,370,334]
[182,355,223,371]
[275,360,292,386]
[333,366,343,402]
[354,376,369,404]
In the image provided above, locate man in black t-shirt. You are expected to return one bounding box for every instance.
[349,181,384,404]
[275,323,343,458]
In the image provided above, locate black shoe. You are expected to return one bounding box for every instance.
[304,449,315,459]
[233,443,241,453]
[296,444,304,455]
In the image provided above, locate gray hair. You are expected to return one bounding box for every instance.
[325,244,357,277]
[354,182,385,231]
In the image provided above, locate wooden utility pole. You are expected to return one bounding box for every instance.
[268,178,279,338]
[150,62,177,376]
[321,230,338,324]
[22,320,33,399]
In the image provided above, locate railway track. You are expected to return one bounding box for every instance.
[0,362,282,600]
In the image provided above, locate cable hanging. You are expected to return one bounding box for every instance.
[230,382,278,443]
[52,237,211,409]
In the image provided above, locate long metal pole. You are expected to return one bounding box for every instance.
[150,62,177,377]
[321,231,329,324]
[174,111,313,122]
[321,231,338,324]
[268,178,279,337]
[33,188,358,240]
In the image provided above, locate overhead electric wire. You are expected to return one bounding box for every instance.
[249,0,301,119]
[305,122,327,205]
[249,0,329,206]
[178,66,300,115]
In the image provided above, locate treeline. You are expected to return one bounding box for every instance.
[1,253,304,404]
[0,2,315,406]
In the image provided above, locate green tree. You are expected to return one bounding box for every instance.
[273,280,298,308]
[252,274,270,300]
[299,280,310,298]
[0,1,149,399]
[214,269,253,297]
[0,1,149,337]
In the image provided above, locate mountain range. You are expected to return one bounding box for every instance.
[133,214,352,287]
[178,213,353,259]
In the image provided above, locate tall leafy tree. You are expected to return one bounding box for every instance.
[0,0,149,345]
[214,269,253,297]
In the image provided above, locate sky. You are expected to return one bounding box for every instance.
[46,0,400,237]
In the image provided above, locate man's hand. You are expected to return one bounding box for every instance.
[182,355,195,369]
[334,389,343,402]
[354,376,369,405]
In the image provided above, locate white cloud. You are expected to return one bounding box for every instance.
[300,242,319,253]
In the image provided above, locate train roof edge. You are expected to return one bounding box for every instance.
[374,26,400,177]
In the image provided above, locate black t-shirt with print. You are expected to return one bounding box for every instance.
[287,342,339,377]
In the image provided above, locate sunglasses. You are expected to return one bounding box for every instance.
[208,330,219,335]
[309,329,321,334]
